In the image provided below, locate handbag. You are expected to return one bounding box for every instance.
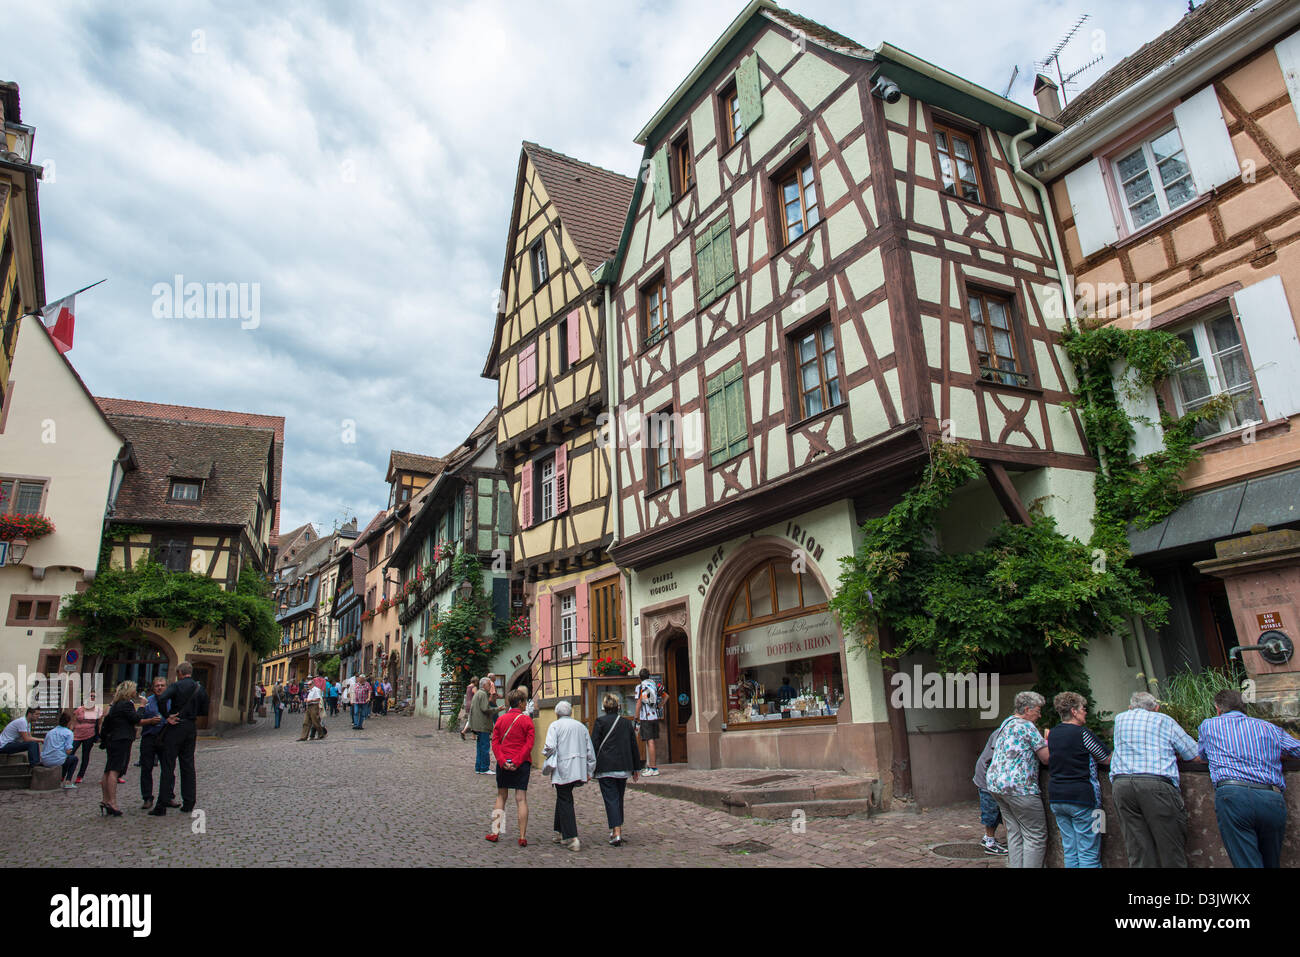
[498,710,526,771]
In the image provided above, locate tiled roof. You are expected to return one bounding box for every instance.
[523,142,636,272]
[95,396,285,542]
[106,414,273,530]
[1056,0,1260,126]
[763,5,872,57]
[387,450,444,480]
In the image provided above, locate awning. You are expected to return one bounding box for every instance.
[1129,467,1300,556]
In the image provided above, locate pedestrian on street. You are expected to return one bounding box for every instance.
[1198,688,1300,868]
[1110,690,1199,867]
[985,691,1050,868]
[40,710,80,788]
[99,681,147,817]
[272,684,285,729]
[542,699,596,852]
[971,723,1008,856]
[256,683,265,711]
[326,680,340,717]
[486,688,535,846]
[635,668,661,776]
[1046,692,1110,868]
[373,678,386,717]
[593,693,642,847]
[352,675,372,730]
[459,678,478,740]
[150,661,210,817]
[342,675,355,717]
[299,680,328,741]
[468,677,498,772]
[71,691,102,785]
[138,676,168,809]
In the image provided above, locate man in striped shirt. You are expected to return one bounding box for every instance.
[1110,691,1200,867]
[1198,689,1300,868]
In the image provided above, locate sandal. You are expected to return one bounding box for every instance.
[485,833,499,843]
[518,839,528,847]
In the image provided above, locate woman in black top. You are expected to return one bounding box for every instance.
[99,681,147,816]
[1046,691,1111,867]
[592,693,644,846]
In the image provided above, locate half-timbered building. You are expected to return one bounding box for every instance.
[0,80,44,418]
[483,144,635,722]
[604,0,1120,802]
[1026,0,1300,714]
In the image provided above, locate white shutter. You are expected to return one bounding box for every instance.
[1235,275,1300,420]
[1173,86,1240,193]
[1064,159,1119,257]
[1276,30,1300,128]
[1109,360,1165,458]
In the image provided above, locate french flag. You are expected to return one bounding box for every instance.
[42,293,76,353]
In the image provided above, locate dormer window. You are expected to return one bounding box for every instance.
[170,480,201,502]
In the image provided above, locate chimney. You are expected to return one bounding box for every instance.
[1033,73,1061,120]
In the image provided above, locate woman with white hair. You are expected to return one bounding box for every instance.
[985,690,1050,867]
[543,699,596,851]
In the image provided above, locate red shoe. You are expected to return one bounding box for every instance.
[518,839,528,847]
[485,833,499,843]
[75,777,83,784]
[118,777,126,784]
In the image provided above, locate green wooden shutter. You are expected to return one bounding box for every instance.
[706,372,727,465]
[723,364,747,459]
[737,53,763,133]
[696,229,717,306]
[711,216,736,299]
[653,145,672,217]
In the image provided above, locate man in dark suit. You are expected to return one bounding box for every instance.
[150,661,209,816]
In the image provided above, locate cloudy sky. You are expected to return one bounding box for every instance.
[8,0,1195,534]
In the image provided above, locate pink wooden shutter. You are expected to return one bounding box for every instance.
[517,343,536,399]
[554,443,568,514]
[567,309,580,365]
[575,585,589,656]
[519,460,534,530]
[538,593,553,662]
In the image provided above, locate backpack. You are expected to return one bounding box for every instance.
[640,679,667,719]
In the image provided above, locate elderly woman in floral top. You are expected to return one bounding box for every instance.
[985,690,1050,868]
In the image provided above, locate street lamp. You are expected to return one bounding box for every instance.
[8,536,28,565]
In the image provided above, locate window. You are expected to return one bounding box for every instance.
[539,455,556,522]
[643,277,668,348]
[706,362,748,466]
[559,592,577,659]
[385,531,394,557]
[557,319,570,374]
[695,215,737,308]
[672,132,693,198]
[531,240,548,288]
[1170,313,1260,439]
[0,478,45,515]
[517,340,538,398]
[7,595,59,626]
[934,124,985,203]
[1112,127,1197,231]
[722,559,841,727]
[647,409,678,492]
[791,321,843,419]
[720,82,743,150]
[169,480,201,501]
[967,290,1029,386]
[775,157,820,246]
[157,538,190,572]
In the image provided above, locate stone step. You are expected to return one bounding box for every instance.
[631,770,881,819]
[0,766,32,789]
[743,798,875,820]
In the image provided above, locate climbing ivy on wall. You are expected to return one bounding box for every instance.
[831,322,1229,723]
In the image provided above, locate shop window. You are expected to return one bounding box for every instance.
[1170,312,1260,439]
[723,558,841,728]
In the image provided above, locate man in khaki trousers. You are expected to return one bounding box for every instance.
[298,679,327,741]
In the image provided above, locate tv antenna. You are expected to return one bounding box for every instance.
[1036,14,1104,105]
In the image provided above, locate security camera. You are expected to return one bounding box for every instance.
[871,76,901,103]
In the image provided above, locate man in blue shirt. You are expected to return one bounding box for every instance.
[1199,688,1300,868]
[138,676,168,810]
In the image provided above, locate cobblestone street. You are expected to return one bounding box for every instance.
[2,712,1001,868]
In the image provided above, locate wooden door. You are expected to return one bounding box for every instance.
[665,636,690,764]
[191,664,215,730]
[1195,580,1238,670]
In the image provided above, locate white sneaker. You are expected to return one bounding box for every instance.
[61,782,77,789]
[566,837,581,852]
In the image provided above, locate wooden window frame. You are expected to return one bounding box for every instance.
[7,594,61,627]
[558,591,577,660]
[965,286,1033,388]
[645,407,679,494]
[672,129,694,200]
[531,239,549,290]
[932,119,990,206]
[535,451,557,525]
[155,536,193,573]
[771,150,821,249]
[788,315,845,423]
[719,81,743,152]
[642,274,669,350]
[0,476,50,516]
[168,479,202,503]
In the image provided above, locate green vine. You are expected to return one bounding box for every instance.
[419,548,506,685]
[831,323,1223,725]
[61,558,279,659]
[98,524,144,570]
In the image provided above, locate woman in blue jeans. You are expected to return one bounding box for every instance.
[1047,691,1111,867]
[272,686,285,729]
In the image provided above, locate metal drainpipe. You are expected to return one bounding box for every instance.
[600,277,634,659]
[1009,118,1077,334]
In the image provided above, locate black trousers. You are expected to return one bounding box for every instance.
[598,777,627,829]
[139,733,160,801]
[75,737,95,779]
[553,782,579,839]
[157,719,198,809]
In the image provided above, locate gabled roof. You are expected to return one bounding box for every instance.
[386,450,444,483]
[1057,0,1260,127]
[482,143,635,377]
[18,316,127,447]
[104,414,274,530]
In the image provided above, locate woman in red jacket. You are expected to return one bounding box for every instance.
[486,687,535,847]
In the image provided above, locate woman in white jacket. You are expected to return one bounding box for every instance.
[543,700,596,851]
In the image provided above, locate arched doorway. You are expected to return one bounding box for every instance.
[663,631,691,764]
[103,640,171,693]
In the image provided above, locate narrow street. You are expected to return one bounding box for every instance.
[2,713,998,868]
